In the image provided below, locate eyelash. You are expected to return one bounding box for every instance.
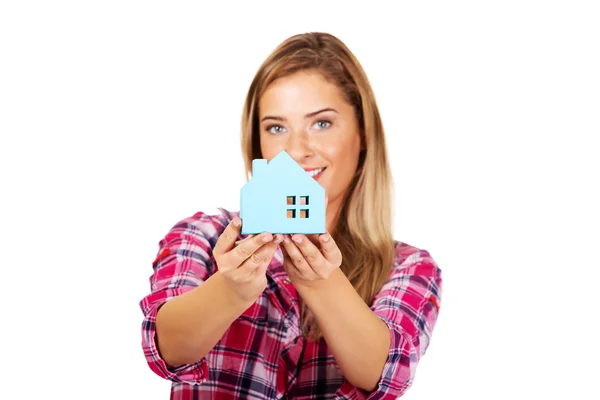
[265,120,332,134]
[266,125,285,134]
[315,120,331,129]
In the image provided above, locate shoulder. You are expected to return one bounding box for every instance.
[158,207,242,249]
[378,240,443,308]
[392,240,441,277]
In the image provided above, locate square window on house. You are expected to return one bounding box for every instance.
[299,209,309,218]
[287,209,296,218]
[287,196,296,205]
[300,196,309,205]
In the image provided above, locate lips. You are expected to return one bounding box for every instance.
[305,167,326,180]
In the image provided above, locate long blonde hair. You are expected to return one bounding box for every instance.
[240,32,396,340]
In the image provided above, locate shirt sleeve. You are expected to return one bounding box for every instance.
[335,246,443,399]
[138,209,231,385]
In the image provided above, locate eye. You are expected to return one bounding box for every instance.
[313,120,331,130]
[266,125,286,134]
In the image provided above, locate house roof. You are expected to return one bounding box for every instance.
[244,150,324,191]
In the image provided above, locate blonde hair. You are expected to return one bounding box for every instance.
[240,32,396,340]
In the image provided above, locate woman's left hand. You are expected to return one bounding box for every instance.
[280,233,343,287]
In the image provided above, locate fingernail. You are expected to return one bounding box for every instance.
[274,235,282,244]
[321,234,330,242]
[292,235,302,243]
[284,236,291,244]
[262,233,272,242]
[232,218,241,227]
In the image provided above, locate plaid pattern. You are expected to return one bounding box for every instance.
[139,209,442,399]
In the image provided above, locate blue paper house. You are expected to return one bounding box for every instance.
[240,150,326,234]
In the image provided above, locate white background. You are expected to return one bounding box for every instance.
[1,1,598,399]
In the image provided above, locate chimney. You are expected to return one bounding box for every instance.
[252,159,267,178]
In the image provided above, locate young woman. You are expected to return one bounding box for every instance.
[139,32,443,400]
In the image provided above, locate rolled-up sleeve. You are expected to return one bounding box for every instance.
[138,210,229,385]
[372,249,442,398]
[336,248,442,399]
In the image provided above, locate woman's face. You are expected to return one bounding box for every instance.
[258,70,363,231]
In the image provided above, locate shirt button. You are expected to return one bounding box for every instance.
[283,278,291,284]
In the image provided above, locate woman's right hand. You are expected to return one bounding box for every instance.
[213,217,282,303]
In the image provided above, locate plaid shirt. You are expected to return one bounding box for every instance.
[139,209,442,399]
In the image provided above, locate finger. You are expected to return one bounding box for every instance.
[213,217,243,256]
[238,236,281,276]
[279,243,292,266]
[236,233,283,246]
[234,234,257,247]
[305,234,321,247]
[291,234,327,266]
[250,236,283,278]
[251,234,282,266]
[279,245,293,271]
[227,231,274,267]
[318,232,342,267]
[282,235,314,275]
[279,244,306,278]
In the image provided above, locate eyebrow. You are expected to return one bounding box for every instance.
[260,107,338,122]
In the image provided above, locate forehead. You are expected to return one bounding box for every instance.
[259,71,346,115]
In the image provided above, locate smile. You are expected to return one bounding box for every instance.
[306,167,326,179]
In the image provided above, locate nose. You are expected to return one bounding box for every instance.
[285,130,313,162]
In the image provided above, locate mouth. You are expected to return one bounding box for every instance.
[305,167,326,180]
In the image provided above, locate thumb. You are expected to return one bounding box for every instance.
[214,216,242,256]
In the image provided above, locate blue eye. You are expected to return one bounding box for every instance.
[267,125,285,134]
[314,120,331,130]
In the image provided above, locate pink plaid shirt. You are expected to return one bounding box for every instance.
[139,209,442,399]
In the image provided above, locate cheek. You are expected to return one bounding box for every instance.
[319,136,360,168]
[318,138,346,161]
